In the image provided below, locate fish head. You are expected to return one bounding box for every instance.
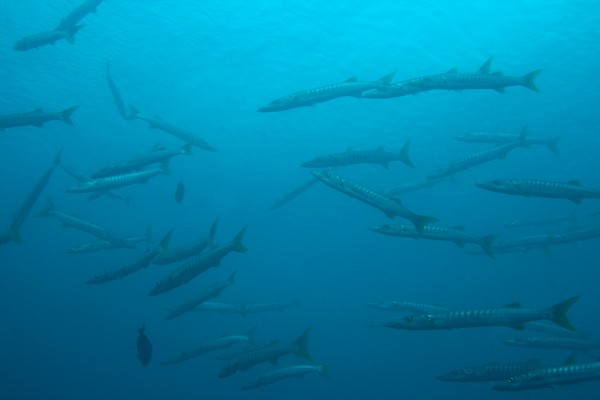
[257,94,300,112]
[436,368,475,381]
[384,314,436,330]
[476,179,515,192]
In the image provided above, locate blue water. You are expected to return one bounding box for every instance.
[1,1,599,399]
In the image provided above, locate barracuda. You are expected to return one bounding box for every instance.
[128,106,216,152]
[164,271,236,320]
[67,226,154,254]
[302,141,414,169]
[13,27,84,51]
[493,360,600,391]
[149,226,247,296]
[161,328,255,366]
[505,336,600,352]
[476,179,600,203]
[384,296,579,331]
[408,57,541,93]
[257,72,395,112]
[312,170,437,234]
[0,106,78,129]
[91,143,192,179]
[66,165,168,193]
[369,223,497,258]
[1,150,61,244]
[218,328,312,378]
[366,301,449,314]
[269,177,319,211]
[455,125,561,155]
[105,60,128,119]
[362,68,458,99]
[36,197,134,248]
[153,219,218,265]
[437,359,543,382]
[242,364,329,390]
[428,131,526,180]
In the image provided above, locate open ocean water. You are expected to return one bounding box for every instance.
[1,1,599,399]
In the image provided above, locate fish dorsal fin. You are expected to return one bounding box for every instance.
[567,180,581,186]
[345,76,358,83]
[446,68,458,74]
[453,225,466,231]
[478,57,493,74]
[503,302,522,308]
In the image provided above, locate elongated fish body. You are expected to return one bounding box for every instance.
[165,272,236,320]
[86,249,158,284]
[57,0,105,30]
[128,106,216,152]
[562,225,600,242]
[362,69,458,99]
[2,150,61,244]
[302,141,414,169]
[218,328,312,378]
[409,57,541,93]
[493,361,600,391]
[91,144,191,178]
[466,232,566,255]
[504,212,577,228]
[66,167,166,193]
[67,226,152,253]
[161,329,254,366]
[59,164,130,205]
[86,230,171,284]
[384,296,579,331]
[12,26,84,51]
[105,61,127,120]
[366,301,449,314]
[257,72,395,112]
[243,299,300,314]
[455,128,561,155]
[505,336,600,352]
[269,177,318,211]
[153,219,218,265]
[242,364,328,390]
[137,326,152,366]
[149,226,247,296]
[437,359,543,382]
[312,170,437,235]
[193,301,245,315]
[0,106,79,130]
[476,179,600,203]
[384,177,447,196]
[36,198,133,247]
[428,141,523,180]
[369,224,497,258]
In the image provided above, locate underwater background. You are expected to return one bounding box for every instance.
[1,0,599,399]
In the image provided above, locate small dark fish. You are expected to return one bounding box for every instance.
[175,181,185,204]
[136,326,152,366]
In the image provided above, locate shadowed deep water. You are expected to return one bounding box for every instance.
[1,1,599,399]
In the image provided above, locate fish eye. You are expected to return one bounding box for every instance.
[506,377,514,383]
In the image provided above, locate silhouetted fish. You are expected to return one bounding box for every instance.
[175,181,185,204]
[137,326,152,366]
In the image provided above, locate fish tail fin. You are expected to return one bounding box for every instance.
[293,327,313,361]
[412,215,438,236]
[66,25,84,44]
[158,229,174,255]
[480,234,498,258]
[548,296,580,331]
[183,142,193,155]
[231,225,248,253]
[399,139,415,168]
[319,364,330,378]
[522,70,541,92]
[207,218,218,248]
[35,197,55,218]
[60,105,79,126]
[137,325,145,335]
[545,136,562,155]
[127,105,140,120]
[227,270,237,284]
[377,71,396,86]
